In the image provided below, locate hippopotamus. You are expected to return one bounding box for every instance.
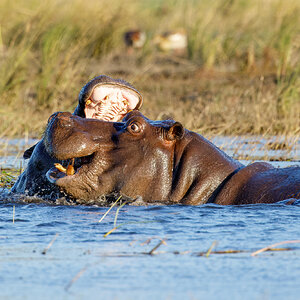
[11,75,143,197]
[43,111,300,205]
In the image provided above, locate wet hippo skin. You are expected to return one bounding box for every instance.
[44,111,300,204]
[11,75,143,196]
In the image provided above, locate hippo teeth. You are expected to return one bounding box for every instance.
[54,163,67,173]
[53,155,94,179]
[92,98,129,121]
[66,158,75,175]
[54,158,75,176]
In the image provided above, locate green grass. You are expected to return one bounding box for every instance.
[0,169,19,188]
[0,0,299,138]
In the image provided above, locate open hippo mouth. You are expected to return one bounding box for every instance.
[44,110,124,188]
[84,84,142,122]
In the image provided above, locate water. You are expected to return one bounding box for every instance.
[0,137,299,299]
[0,138,39,169]
[0,202,299,300]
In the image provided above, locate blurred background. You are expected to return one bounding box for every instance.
[0,0,299,138]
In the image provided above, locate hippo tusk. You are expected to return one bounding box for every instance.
[66,158,75,176]
[54,163,67,173]
[54,159,75,176]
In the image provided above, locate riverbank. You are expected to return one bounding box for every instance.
[0,0,299,138]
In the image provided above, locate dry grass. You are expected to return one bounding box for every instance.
[0,0,299,138]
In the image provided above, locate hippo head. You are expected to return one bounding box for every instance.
[45,111,184,202]
[73,75,143,121]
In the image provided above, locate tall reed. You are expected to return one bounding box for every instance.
[0,0,299,137]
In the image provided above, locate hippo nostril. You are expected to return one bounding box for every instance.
[57,114,74,127]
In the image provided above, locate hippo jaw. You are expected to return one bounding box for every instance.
[46,147,117,200]
[44,112,121,199]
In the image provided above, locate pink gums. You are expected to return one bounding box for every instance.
[84,86,140,121]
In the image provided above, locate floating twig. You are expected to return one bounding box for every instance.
[196,249,246,256]
[205,241,218,257]
[196,248,293,256]
[12,205,15,224]
[148,239,167,255]
[42,233,59,255]
[103,226,119,238]
[251,240,300,256]
[114,201,127,227]
[65,265,88,291]
[92,246,296,258]
[98,195,122,223]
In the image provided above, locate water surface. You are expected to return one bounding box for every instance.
[0,202,299,300]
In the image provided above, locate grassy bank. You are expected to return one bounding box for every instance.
[0,0,299,138]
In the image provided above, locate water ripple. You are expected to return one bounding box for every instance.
[36,221,68,227]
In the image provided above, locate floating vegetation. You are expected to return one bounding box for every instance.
[0,169,18,188]
[98,195,123,223]
[96,239,300,257]
[12,205,15,224]
[147,239,167,255]
[41,233,59,255]
[251,240,300,256]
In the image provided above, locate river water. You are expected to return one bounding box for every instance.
[0,136,299,300]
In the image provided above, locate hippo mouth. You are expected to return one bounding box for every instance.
[84,84,141,122]
[46,154,94,184]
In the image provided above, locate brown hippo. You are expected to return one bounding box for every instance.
[11,75,143,197]
[44,111,300,205]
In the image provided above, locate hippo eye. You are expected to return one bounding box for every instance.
[128,121,141,134]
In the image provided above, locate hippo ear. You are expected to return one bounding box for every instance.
[47,112,64,124]
[166,122,184,141]
[23,143,37,159]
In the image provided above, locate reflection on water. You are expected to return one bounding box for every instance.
[0,136,299,299]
